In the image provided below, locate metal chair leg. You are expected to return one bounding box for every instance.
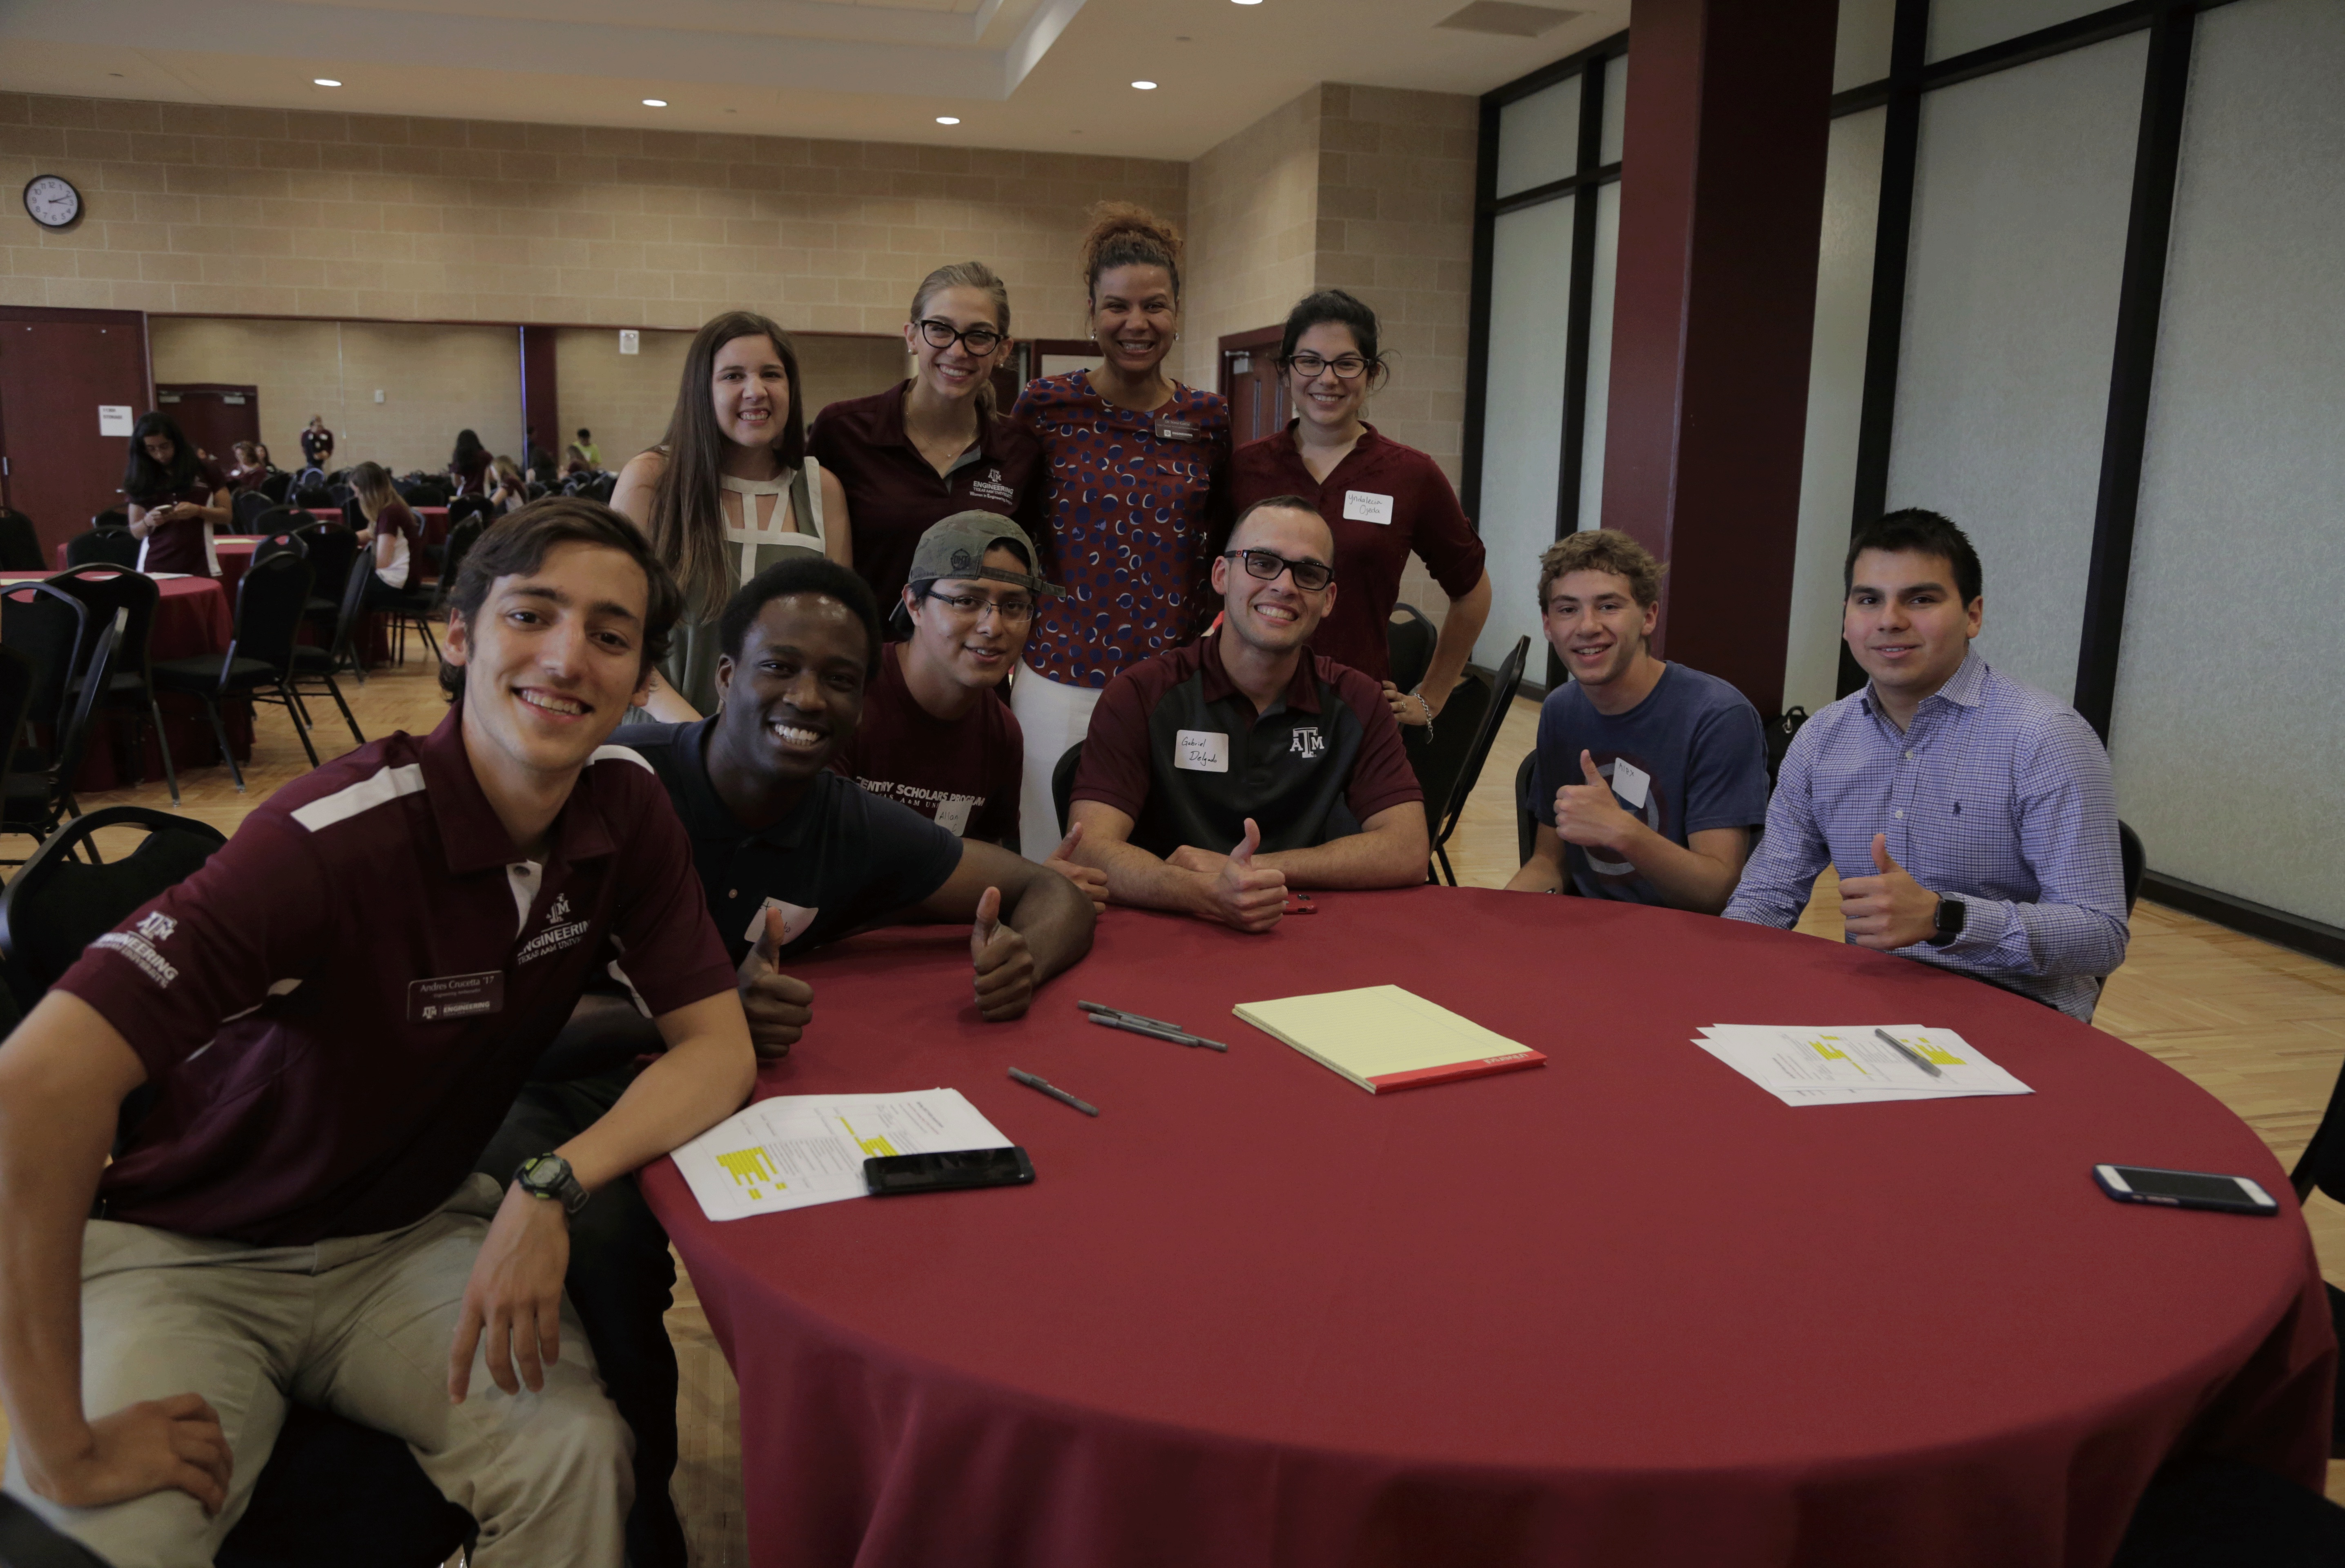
[146,695,180,807]
[203,695,244,791]
[321,675,365,746]
[1434,841,1457,888]
[277,681,321,768]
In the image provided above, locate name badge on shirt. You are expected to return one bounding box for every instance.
[1342,490,1395,525]
[1175,730,1230,773]
[934,798,975,835]
[1609,757,1652,810]
[410,971,504,1024]
[742,897,820,950]
[1152,416,1203,443]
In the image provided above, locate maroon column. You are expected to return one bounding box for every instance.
[519,325,559,473]
[1599,0,1838,717]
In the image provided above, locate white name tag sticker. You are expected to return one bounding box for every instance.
[1609,757,1652,810]
[742,897,820,949]
[1342,490,1394,525]
[934,797,974,835]
[1175,730,1230,773]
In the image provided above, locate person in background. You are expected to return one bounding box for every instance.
[1012,204,1231,860]
[1724,509,2129,1020]
[300,415,333,471]
[251,441,274,473]
[348,461,424,610]
[811,260,1048,617]
[576,428,602,470]
[1232,290,1491,738]
[1505,530,1769,912]
[488,455,528,514]
[565,443,592,477]
[122,412,227,578]
[447,429,492,498]
[1068,497,1425,931]
[832,512,1104,907]
[613,310,851,719]
[527,429,558,486]
[225,441,268,492]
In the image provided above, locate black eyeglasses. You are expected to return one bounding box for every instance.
[915,318,1005,355]
[921,588,1034,623]
[1223,548,1333,592]
[1282,352,1371,381]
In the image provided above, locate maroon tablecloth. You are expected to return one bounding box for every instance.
[641,887,2335,1568]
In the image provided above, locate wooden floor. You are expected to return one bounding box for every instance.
[12,670,2345,1553]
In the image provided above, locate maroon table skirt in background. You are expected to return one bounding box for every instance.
[642,887,2334,1568]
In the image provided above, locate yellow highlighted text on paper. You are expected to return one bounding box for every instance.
[715,1147,783,1201]
[837,1117,900,1160]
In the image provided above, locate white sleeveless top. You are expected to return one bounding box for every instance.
[719,459,827,582]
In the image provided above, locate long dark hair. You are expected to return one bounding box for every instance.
[123,412,198,504]
[450,428,488,474]
[645,310,807,621]
[1277,288,1390,389]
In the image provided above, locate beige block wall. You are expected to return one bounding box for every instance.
[1183,87,1323,394]
[0,93,1184,341]
[149,316,522,475]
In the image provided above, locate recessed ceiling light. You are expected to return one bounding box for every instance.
[936,116,961,125]
[313,78,342,87]
[1131,80,1158,90]
[1232,0,1264,7]
[642,98,668,107]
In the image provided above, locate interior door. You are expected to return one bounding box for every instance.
[1216,326,1289,445]
[157,384,262,469]
[0,307,152,557]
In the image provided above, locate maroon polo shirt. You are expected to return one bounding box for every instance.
[1072,631,1421,859]
[56,707,736,1245]
[1229,423,1486,681]
[808,381,1050,619]
[829,643,1023,845]
[130,458,229,577]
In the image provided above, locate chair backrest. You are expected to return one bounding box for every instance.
[327,537,373,663]
[327,483,355,505]
[2118,820,2144,917]
[1386,604,1436,696]
[252,530,309,570]
[0,804,230,987]
[1433,635,1530,850]
[1050,741,1085,837]
[260,471,292,503]
[301,522,360,603]
[295,484,334,510]
[0,582,89,734]
[232,489,276,530]
[1515,749,1539,868]
[64,528,140,569]
[47,564,161,686]
[0,509,43,572]
[438,515,486,594]
[45,608,124,801]
[91,508,129,532]
[0,644,36,822]
[230,550,315,674]
[250,503,301,538]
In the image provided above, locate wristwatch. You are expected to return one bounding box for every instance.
[515,1152,589,1215]
[1925,895,1966,948]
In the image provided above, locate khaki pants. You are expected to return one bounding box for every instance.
[3,1174,630,1568]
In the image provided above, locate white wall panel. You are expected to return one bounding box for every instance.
[1496,77,1581,198]
[1836,0,1896,92]
[2108,0,2345,924]
[1575,181,1621,536]
[1474,196,1576,668]
[1886,34,2142,699]
[1785,109,1886,713]
[1599,53,1628,166]
[1930,0,2115,62]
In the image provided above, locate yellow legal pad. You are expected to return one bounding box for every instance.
[1233,984,1546,1094]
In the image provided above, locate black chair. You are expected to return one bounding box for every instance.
[0,1492,116,1568]
[0,644,36,869]
[91,508,129,532]
[2111,1455,2345,1566]
[259,470,292,503]
[1425,635,1530,887]
[252,529,308,571]
[0,508,43,571]
[294,484,333,511]
[232,489,277,531]
[2119,820,2145,916]
[284,553,368,745]
[1051,741,1085,837]
[381,516,478,665]
[151,552,319,790]
[249,504,301,540]
[1386,603,1436,697]
[0,601,123,859]
[63,528,138,569]
[297,521,360,624]
[48,564,178,806]
[1514,750,1539,869]
[0,808,476,1568]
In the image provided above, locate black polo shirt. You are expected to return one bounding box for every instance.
[611,718,965,965]
[807,381,1050,619]
[1070,633,1422,859]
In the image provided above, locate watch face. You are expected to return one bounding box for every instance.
[23,176,80,230]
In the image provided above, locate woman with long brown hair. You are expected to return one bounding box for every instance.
[347,460,423,608]
[1008,203,1231,855]
[612,309,849,719]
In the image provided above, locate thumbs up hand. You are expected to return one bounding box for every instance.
[1204,817,1287,934]
[736,905,814,1059]
[970,885,1037,1020]
[1839,832,1943,950]
[1552,750,1642,851]
[1042,822,1109,911]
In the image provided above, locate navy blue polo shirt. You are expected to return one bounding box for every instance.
[611,718,965,965]
[1070,632,1422,859]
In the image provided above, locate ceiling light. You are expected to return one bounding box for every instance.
[642,98,668,107]
[313,78,341,87]
[936,116,961,125]
[1131,80,1158,90]
[1232,0,1264,6]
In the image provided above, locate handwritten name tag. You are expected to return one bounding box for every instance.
[1609,757,1652,810]
[742,897,820,948]
[1342,490,1394,525]
[1175,730,1230,773]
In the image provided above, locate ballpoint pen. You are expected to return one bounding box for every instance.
[1009,1067,1099,1116]
[1874,1027,1944,1078]
[1078,1000,1229,1052]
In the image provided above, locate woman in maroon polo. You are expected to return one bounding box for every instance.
[447,428,492,498]
[1231,289,1490,739]
[123,412,229,577]
[1008,204,1231,857]
[811,261,1048,620]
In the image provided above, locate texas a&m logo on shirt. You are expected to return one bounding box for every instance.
[968,466,1016,506]
[516,892,590,964]
[1290,728,1327,760]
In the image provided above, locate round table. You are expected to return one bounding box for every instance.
[641,888,2333,1568]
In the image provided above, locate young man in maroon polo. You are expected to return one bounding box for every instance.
[0,500,755,1567]
[831,512,1106,906]
[1067,495,1428,932]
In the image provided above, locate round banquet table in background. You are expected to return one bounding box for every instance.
[0,570,251,791]
[641,888,2334,1568]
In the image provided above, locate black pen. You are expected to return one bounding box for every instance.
[1009,1067,1099,1116]
[1079,999,1185,1031]
[1080,1004,1230,1053]
[1874,1027,1945,1079]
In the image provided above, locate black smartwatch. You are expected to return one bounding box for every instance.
[1925,895,1966,948]
[515,1152,589,1215]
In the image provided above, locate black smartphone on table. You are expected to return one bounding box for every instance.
[2093,1164,2278,1216]
[865,1146,1034,1196]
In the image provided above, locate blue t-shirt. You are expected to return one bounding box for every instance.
[1529,664,1771,904]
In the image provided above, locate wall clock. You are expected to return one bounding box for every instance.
[23,175,82,229]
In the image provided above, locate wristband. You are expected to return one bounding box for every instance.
[1410,686,1436,744]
